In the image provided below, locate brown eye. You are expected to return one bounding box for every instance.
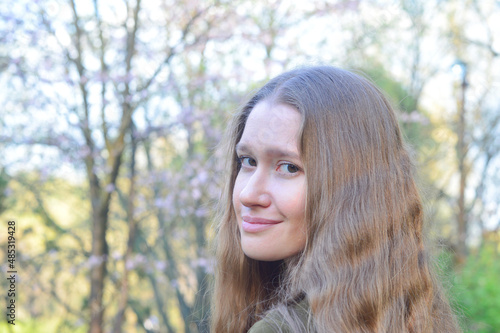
[239,157,257,167]
[276,163,300,174]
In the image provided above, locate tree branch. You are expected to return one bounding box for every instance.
[69,0,101,208]
[143,134,193,327]
[138,6,209,93]
[112,121,139,333]
[93,0,111,152]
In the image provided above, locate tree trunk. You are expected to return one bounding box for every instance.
[89,204,109,333]
[456,73,468,265]
[112,125,138,333]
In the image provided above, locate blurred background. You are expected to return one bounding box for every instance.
[0,0,499,332]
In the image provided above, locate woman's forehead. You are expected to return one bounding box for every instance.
[238,102,301,156]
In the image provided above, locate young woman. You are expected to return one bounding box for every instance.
[211,66,460,332]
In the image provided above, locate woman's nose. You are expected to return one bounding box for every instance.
[238,169,271,208]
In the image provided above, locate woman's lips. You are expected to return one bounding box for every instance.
[241,216,283,233]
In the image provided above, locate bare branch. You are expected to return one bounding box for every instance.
[93,0,111,152]
[469,0,499,57]
[101,0,143,211]
[138,6,210,93]
[69,0,101,201]
[142,133,193,325]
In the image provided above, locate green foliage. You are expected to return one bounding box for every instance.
[361,65,418,112]
[0,168,9,214]
[0,318,87,333]
[440,243,500,333]
[359,64,433,150]
[455,243,500,333]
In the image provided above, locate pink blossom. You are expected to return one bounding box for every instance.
[87,255,106,268]
[192,188,202,200]
[155,260,167,271]
[105,183,115,193]
[399,111,429,125]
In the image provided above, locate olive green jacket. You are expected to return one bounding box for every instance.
[248,299,315,333]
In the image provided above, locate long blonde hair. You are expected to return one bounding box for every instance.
[211,66,459,332]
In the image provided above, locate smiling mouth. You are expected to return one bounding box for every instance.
[241,216,283,233]
[243,216,282,224]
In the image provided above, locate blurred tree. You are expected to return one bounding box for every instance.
[446,0,500,263]
[0,0,310,331]
[0,0,236,331]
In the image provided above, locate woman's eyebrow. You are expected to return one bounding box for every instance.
[235,142,250,153]
[235,142,300,160]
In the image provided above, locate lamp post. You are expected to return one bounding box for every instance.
[452,60,468,264]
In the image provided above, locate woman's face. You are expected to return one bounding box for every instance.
[233,101,307,261]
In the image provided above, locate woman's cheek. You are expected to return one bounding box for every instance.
[273,177,306,213]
